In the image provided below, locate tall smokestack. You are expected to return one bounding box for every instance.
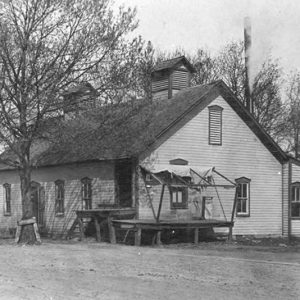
[244,17,253,113]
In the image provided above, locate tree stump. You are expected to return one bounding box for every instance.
[15,217,41,244]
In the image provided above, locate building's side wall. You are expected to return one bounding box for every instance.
[0,161,115,237]
[290,163,300,236]
[282,162,289,237]
[140,95,283,236]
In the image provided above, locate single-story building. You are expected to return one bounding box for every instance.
[0,56,299,240]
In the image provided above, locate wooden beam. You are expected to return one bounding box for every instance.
[213,169,237,187]
[190,168,213,186]
[229,188,238,240]
[156,184,165,222]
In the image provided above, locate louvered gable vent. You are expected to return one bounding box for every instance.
[208,105,223,145]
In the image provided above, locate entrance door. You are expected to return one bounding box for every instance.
[30,182,45,226]
[115,160,132,207]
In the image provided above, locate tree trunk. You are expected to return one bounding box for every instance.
[19,165,33,219]
[295,130,299,159]
[18,164,40,244]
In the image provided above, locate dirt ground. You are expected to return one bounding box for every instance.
[0,238,299,300]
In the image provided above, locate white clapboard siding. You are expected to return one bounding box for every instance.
[291,220,300,237]
[141,95,283,236]
[0,161,116,237]
[282,162,289,236]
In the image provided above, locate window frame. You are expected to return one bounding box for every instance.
[3,183,11,216]
[291,182,300,218]
[208,105,223,146]
[235,177,251,217]
[170,186,188,209]
[81,177,92,210]
[55,180,65,216]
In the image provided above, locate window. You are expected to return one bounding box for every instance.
[3,183,11,216]
[55,180,64,215]
[235,177,251,217]
[81,177,92,210]
[170,187,188,209]
[291,182,300,217]
[208,105,223,145]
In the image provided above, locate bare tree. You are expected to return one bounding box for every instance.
[283,71,300,158]
[251,59,283,140]
[0,0,144,243]
[190,49,219,86]
[216,41,246,102]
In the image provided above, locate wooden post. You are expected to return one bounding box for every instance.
[33,223,41,243]
[229,188,238,240]
[202,197,206,219]
[135,227,142,246]
[156,184,165,222]
[156,231,162,245]
[15,224,21,243]
[77,218,84,241]
[15,217,41,244]
[94,217,101,242]
[194,228,199,244]
[108,216,116,244]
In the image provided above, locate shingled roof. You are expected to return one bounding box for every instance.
[153,56,196,73]
[0,80,288,169]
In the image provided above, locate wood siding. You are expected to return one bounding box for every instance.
[140,95,283,236]
[152,90,169,101]
[282,162,289,236]
[290,163,300,236]
[0,161,116,237]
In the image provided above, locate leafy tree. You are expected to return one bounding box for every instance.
[0,0,144,243]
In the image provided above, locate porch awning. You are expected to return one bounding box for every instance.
[142,164,214,179]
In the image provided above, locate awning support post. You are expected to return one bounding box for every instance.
[229,187,238,240]
[156,184,165,222]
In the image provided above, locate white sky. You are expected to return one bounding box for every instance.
[114,0,300,76]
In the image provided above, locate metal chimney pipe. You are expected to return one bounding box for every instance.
[244,17,253,113]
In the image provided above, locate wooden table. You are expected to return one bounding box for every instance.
[74,208,136,243]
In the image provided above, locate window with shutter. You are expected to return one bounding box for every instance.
[235,177,251,217]
[81,177,92,210]
[3,183,11,216]
[208,105,223,145]
[55,180,64,215]
[170,187,188,209]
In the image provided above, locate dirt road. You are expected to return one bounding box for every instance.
[0,240,299,299]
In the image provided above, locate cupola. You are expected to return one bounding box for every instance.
[151,56,196,100]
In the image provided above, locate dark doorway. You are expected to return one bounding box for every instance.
[30,181,45,226]
[115,159,133,207]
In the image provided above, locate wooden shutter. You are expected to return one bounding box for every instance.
[208,105,223,145]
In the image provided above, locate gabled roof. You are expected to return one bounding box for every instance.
[62,82,97,96]
[153,56,196,73]
[0,80,288,169]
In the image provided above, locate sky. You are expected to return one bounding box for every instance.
[114,0,300,77]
